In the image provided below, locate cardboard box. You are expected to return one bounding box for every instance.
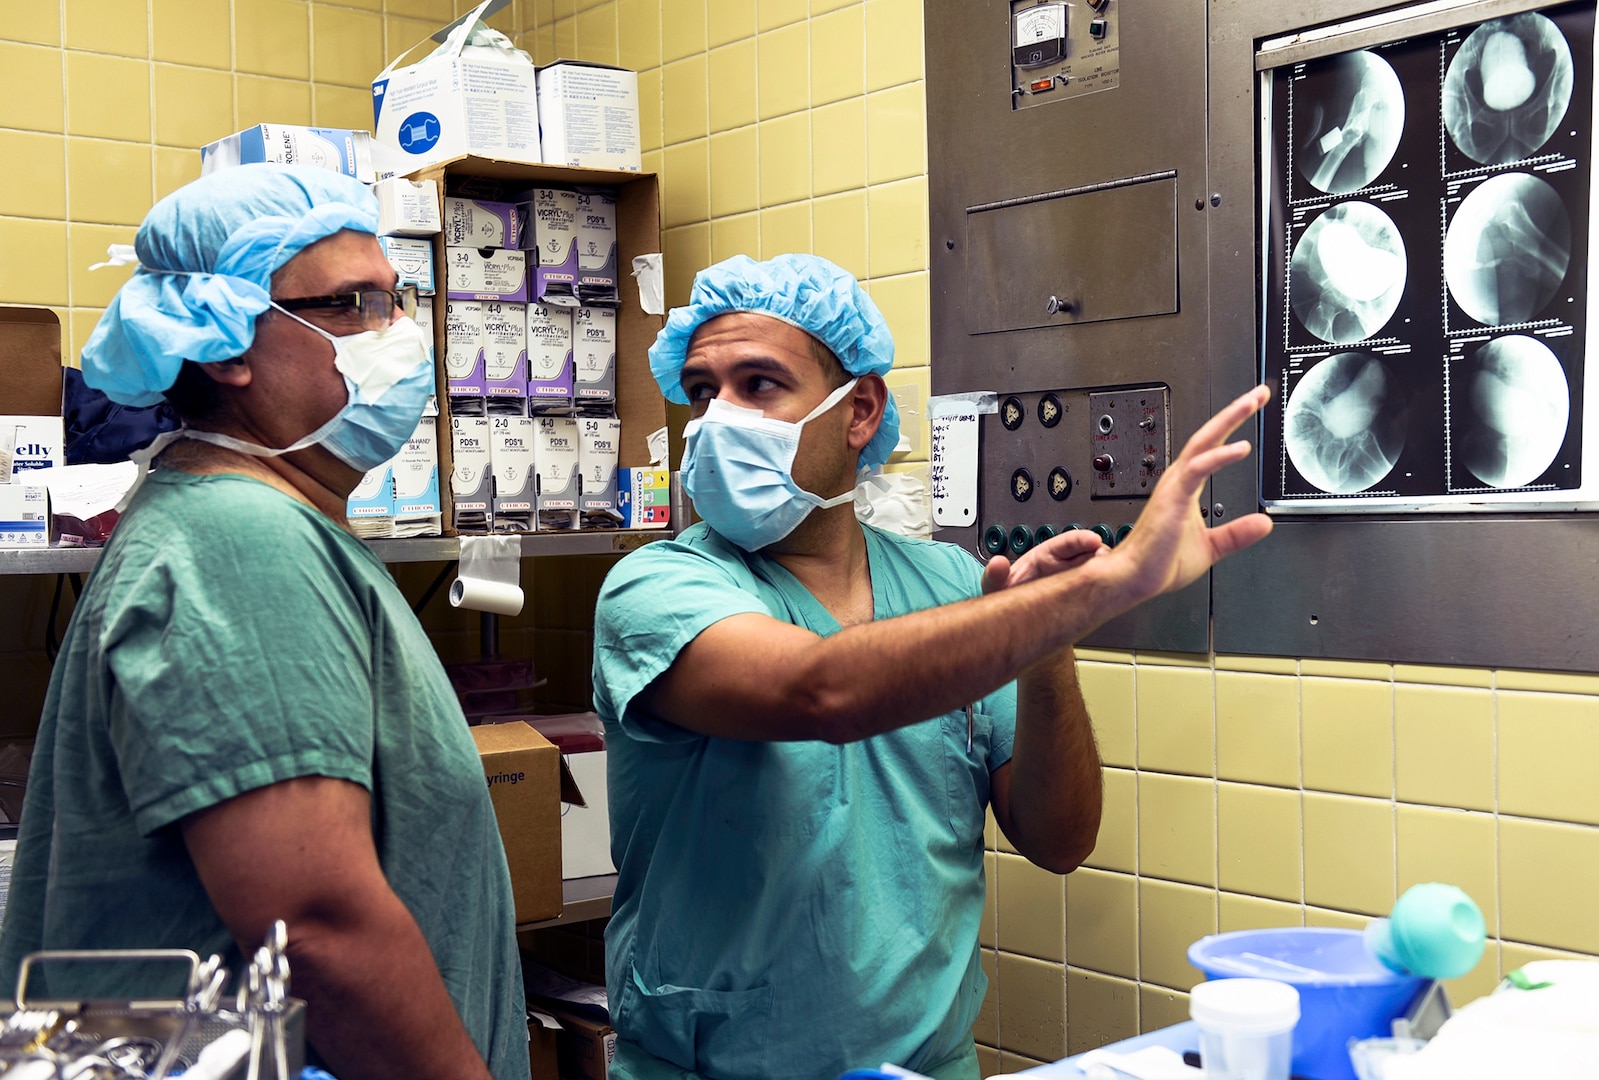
[372,3,541,174]
[446,299,487,396]
[530,187,580,306]
[573,306,616,406]
[447,247,529,302]
[529,1001,615,1080]
[578,417,620,513]
[575,191,619,304]
[560,747,614,879]
[0,308,63,418]
[491,414,537,531]
[536,63,642,172]
[3,416,64,477]
[444,197,525,249]
[201,125,375,181]
[483,301,528,399]
[374,177,442,237]
[526,303,575,408]
[404,157,665,535]
[379,236,436,295]
[394,414,443,536]
[451,414,493,532]
[529,1013,562,1080]
[0,485,48,549]
[535,417,580,512]
[617,467,671,528]
[469,721,563,925]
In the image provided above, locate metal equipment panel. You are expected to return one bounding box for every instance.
[926,0,1215,652]
[965,176,1179,333]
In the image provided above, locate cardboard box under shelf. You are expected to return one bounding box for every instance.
[471,720,582,924]
[406,157,665,536]
[0,307,63,417]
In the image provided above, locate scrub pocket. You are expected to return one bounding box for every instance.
[943,707,993,840]
[615,962,774,1077]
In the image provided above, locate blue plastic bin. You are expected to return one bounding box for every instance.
[1187,928,1428,1080]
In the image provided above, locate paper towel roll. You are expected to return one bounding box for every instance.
[449,576,525,616]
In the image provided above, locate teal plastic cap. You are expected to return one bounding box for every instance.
[1365,883,1487,980]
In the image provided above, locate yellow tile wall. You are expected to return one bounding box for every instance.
[10,1,1599,1072]
[985,649,1599,1070]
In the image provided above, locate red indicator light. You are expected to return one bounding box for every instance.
[1030,78,1054,93]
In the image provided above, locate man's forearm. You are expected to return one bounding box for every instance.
[790,558,1137,743]
[1004,647,1103,872]
[287,896,494,1080]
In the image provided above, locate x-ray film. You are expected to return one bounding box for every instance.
[1260,0,1597,512]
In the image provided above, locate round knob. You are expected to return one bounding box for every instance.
[1038,393,1063,428]
[1091,523,1115,546]
[1001,396,1025,431]
[1008,524,1034,556]
[1011,468,1034,502]
[1141,454,1157,469]
[1035,524,1058,543]
[983,525,1008,557]
[1115,524,1133,547]
[1048,466,1073,501]
[1093,454,1115,473]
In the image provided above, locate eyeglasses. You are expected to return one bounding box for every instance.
[275,285,419,332]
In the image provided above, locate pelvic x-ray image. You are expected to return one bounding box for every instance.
[1261,1,1594,509]
[1290,202,1407,343]
[1458,335,1572,487]
[1284,353,1408,493]
[1444,172,1572,325]
[1295,51,1406,194]
[1444,11,1575,164]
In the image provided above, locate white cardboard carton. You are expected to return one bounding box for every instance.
[372,2,541,174]
[536,62,641,172]
[374,177,442,236]
[202,125,375,181]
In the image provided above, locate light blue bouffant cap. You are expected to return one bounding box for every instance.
[81,163,381,406]
[649,253,902,469]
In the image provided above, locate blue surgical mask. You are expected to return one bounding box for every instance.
[682,378,860,550]
[184,310,435,474]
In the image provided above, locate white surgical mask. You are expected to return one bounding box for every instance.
[681,378,861,550]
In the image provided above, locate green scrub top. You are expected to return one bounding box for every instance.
[593,522,1016,1080]
[0,468,529,1080]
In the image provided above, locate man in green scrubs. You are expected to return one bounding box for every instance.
[593,255,1272,1080]
[0,166,527,1080]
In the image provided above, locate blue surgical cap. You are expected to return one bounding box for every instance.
[649,254,902,469]
[81,164,381,406]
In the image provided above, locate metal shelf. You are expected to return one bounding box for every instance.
[516,874,617,932]
[0,530,674,576]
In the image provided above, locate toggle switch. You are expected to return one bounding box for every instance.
[1138,415,1156,431]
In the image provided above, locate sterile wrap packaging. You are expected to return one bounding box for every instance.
[394,414,443,537]
[483,301,528,404]
[379,235,435,295]
[579,417,620,512]
[535,416,580,529]
[576,191,618,304]
[526,303,575,409]
[491,415,538,532]
[451,415,493,533]
[374,177,442,236]
[371,1,541,174]
[536,62,642,172]
[446,299,486,396]
[201,124,375,181]
[444,197,524,249]
[573,305,616,406]
[447,247,529,302]
[530,188,580,307]
[346,461,396,538]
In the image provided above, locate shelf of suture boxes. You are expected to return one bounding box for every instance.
[516,873,618,932]
[0,529,676,576]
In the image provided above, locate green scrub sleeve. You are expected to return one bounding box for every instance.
[101,509,377,836]
[593,542,770,744]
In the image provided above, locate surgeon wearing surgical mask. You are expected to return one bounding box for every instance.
[0,165,526,1080]
[591,254,1276,1080]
